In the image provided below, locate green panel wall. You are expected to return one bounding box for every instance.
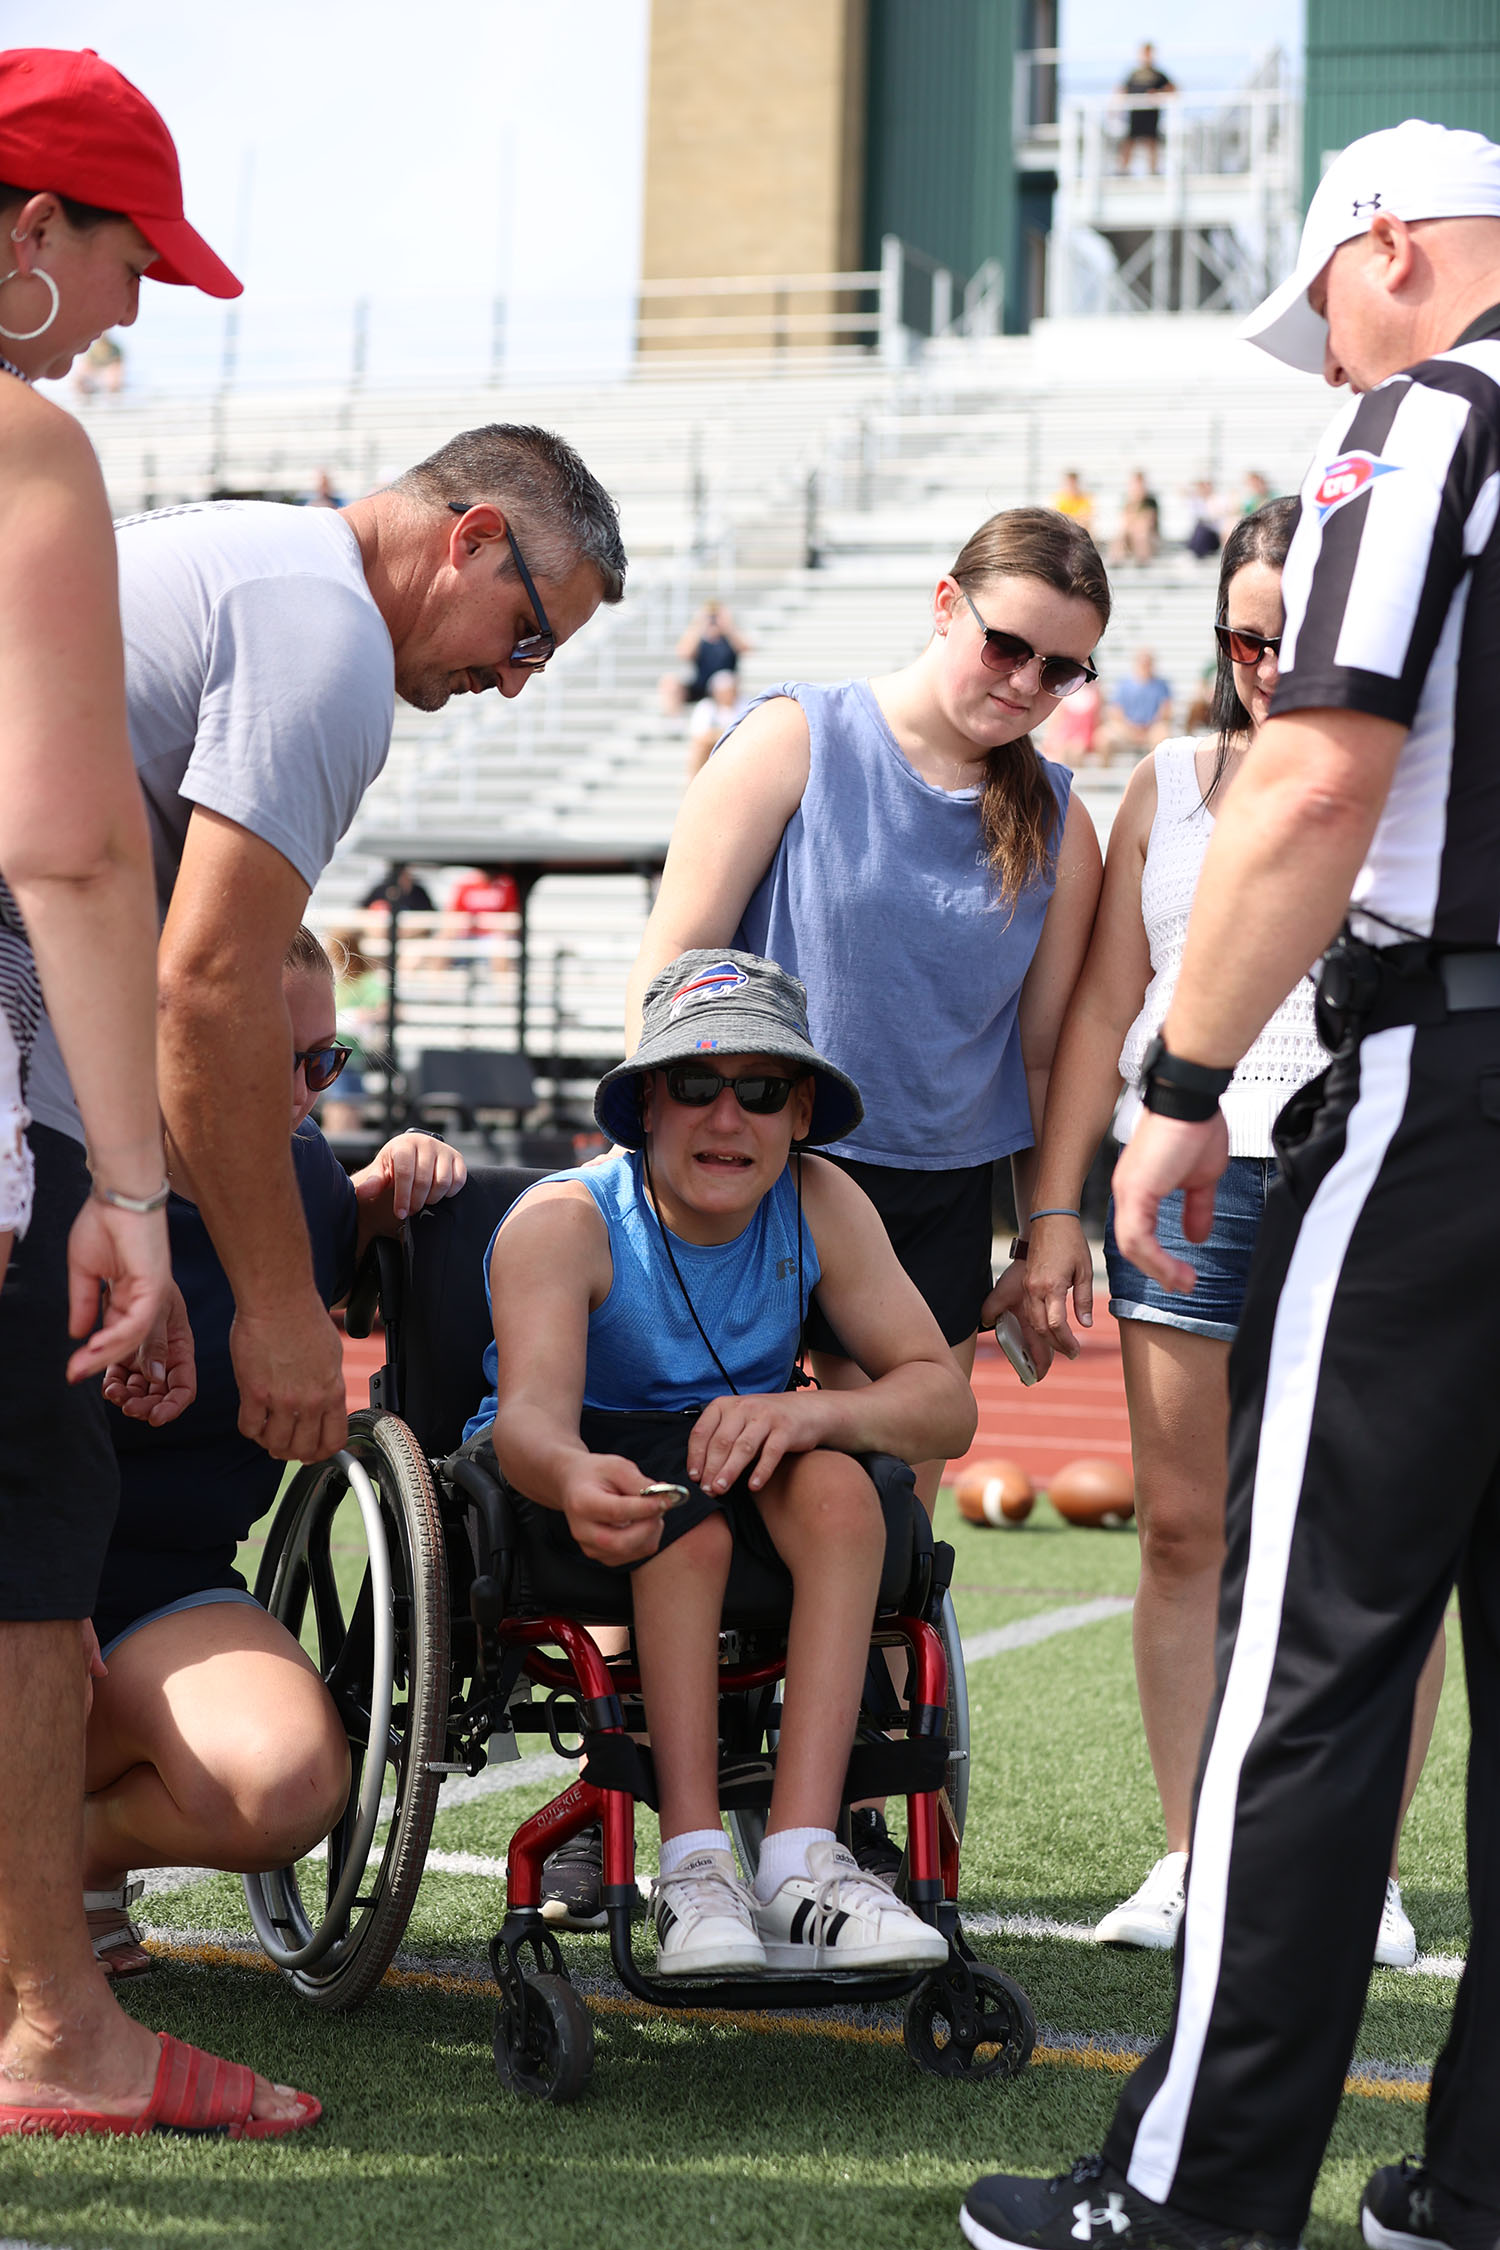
[862,0,1021,328]
[1305,0,1500,202]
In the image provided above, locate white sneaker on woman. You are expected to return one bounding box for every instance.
[1374,1876,1418,1968]
[1094,1851,1188,1949]
[652,1850,767,1978]
[753,1838,949,1970]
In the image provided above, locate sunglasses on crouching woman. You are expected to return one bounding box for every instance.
[293,1043,354,1093]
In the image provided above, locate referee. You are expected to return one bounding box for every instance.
[961,120,1500,2250]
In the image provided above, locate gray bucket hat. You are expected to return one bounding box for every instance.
[595,949,863,1151]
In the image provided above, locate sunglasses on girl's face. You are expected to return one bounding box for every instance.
[293,1043,353,1094]
[959,588,1097,698]
[1215,623,1283,666]
[662,1065,799,1115]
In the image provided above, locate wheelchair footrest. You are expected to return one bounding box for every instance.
[577,1731,949,1812]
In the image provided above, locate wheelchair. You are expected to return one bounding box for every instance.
[244,1166,1033,2102]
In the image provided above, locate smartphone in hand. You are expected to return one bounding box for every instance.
[994,1311,1040,1386]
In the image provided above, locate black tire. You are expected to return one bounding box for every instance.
[902,1960,1036,2081]
[243,1410,450,2009]
[493,1973,595,2103]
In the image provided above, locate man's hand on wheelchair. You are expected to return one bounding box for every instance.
[559,1455,671,1567]
[688,1390,832,1496]
[102,1277,198,1426]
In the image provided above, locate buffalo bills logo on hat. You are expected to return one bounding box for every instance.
[668,962,748,1018]
[1313,451,1400,523]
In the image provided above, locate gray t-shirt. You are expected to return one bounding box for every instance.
[28,501,395,1141]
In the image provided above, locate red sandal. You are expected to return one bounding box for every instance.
[0,2031,322,2139]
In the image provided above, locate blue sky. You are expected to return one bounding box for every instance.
[9,0,1303,388]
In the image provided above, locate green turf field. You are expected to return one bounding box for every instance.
[2,1495,1467,2250]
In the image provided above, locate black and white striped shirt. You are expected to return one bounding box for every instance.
[1274,302,1500,945]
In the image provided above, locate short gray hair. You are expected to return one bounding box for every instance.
[395,424,626,602]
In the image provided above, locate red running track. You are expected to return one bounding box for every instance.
[340,1311,1134,1493]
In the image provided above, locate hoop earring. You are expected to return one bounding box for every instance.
[0,265,60,342]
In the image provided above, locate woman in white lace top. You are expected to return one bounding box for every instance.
[1018,499,1443,1968]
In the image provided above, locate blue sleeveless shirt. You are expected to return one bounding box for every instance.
[733,680,1071,1170]
[462,1149,822,1438]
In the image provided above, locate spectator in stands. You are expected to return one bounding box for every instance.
[300,468,344,509]
[1099,649,1173,761]
[659,600,750,715]
[1110,469,1161,565]
[686,669,750,779]
[1239,467,1273,515]
[1014,500,1442,1972]
[85,928,466,1979]
[360,863,434,915]
[1184,476,1226,559]
[74,330,125,395]
[320,929,388,1135]
[449,866,520,923]
[1051,470,1094,530]
[1042,675,1103,768]
[1118,42,1176,174]
[20,422,625,1486]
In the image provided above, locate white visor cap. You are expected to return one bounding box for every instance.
[1241,119,1500,373]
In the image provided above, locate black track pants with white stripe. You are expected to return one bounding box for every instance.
[1103,1012,1500,2236]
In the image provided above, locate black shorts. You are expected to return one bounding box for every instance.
[804,1154,995,1351]
[0,1124,120,1620]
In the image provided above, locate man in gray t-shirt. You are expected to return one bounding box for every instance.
[49,423,624,1465]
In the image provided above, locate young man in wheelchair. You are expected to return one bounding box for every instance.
[467,949,977,1977]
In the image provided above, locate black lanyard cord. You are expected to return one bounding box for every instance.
[638,1144,815,1399]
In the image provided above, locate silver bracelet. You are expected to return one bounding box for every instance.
[92,1179,171,1214]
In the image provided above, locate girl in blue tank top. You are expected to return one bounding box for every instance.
[627,508,1113,1517]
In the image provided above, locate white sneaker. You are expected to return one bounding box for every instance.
[753,1838,949,1971]
[1094,1851,1188,1949]
[651,1850,767,1979]
[1374,1876,1418,1969]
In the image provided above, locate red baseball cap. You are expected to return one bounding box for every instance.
[0,47,240,299]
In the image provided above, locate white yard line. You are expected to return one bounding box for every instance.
[960,1595,1133,1664]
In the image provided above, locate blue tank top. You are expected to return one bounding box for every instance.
[733,680,1071,1169]
[462,1150,822,1437]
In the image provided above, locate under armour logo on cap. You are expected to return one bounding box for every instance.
[1352,191,1383,215]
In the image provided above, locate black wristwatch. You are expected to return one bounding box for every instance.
[1139,1033,1233,1123]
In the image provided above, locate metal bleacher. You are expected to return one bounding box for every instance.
[77,317,1336,1122]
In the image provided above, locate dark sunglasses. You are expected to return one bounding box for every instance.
[960,588,1097,698]
[294,1043,353,1094]
[447,502,556,668]
[662,1065,800,1115]
[1215,622,1284,666]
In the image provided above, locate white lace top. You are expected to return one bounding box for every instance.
[1115,738,1326,1158]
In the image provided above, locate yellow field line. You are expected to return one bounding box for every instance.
[154,1939,1429,2104]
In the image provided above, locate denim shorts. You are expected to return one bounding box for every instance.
[1104,1155,1279,1342]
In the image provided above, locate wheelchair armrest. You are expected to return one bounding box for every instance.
[444,1446,517,1626]
[345,1233,405,1339]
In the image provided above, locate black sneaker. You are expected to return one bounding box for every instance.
[540,1822,606,1931]
[961,2154,1299,2250]
[1362,2161,1500,2250]
[849,1806,904,1884]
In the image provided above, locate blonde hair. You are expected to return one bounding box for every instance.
[949,508,1111,914]
[283,924,335,981]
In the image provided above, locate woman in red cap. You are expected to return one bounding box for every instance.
[0,48,318,2140]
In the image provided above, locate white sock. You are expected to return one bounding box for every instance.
[659,1827,731,1876]
[753,1826,835,1903]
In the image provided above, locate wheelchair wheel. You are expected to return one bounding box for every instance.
[243,1409,450,2009]
[903,1959,1036,2081]
[493,1973,594,2104]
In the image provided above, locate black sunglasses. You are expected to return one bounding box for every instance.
[294,1043,353,1094]
[960,588,1097,698]
[662,1065,800,1115]
[447,502,556,668]
[1215,622,1283,665]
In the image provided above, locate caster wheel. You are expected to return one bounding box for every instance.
[492,1971,595,2103]
[903,1959,1036,2081]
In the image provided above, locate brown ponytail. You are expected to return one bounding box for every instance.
[949,507,1111,914]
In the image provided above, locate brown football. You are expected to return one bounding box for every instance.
[954,1459,1035,1526]
[1047,1457,1135,1528]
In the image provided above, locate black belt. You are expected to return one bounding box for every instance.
[1316,935,1500,1045]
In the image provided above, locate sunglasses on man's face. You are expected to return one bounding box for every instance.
[1215,623,1284,666]
[959,589,1097,698]
[293,1043,353,1094]
[662,1065,799,1115]
[447,502,557,668]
